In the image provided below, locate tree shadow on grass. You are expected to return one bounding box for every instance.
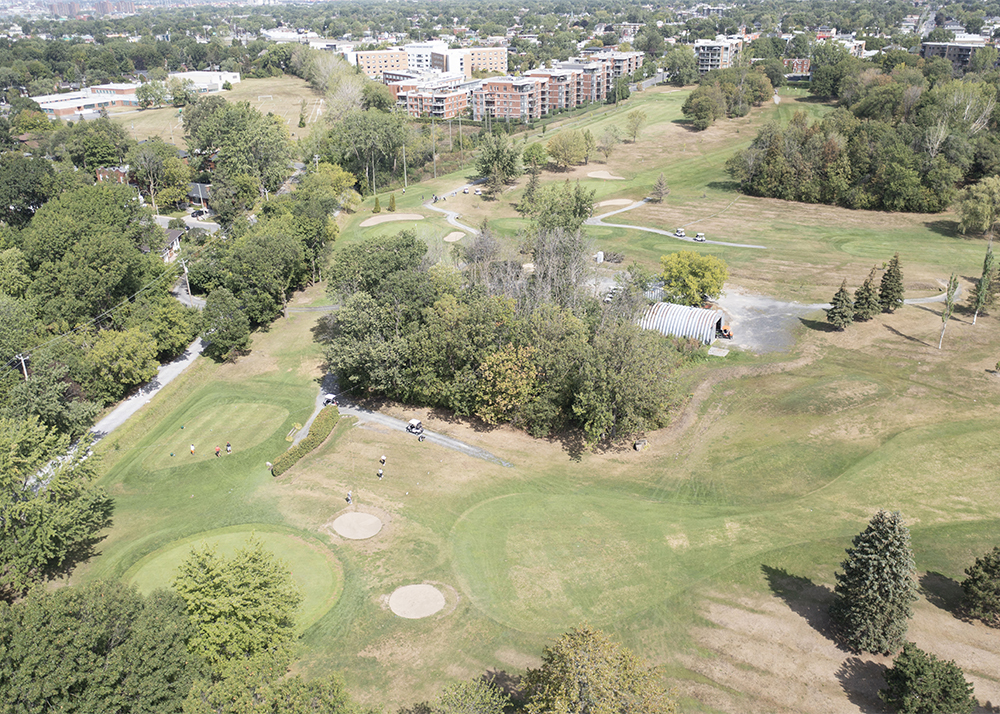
[483,668,528,709]
[706,180,740,192]
[799,316,840,332]
[835,656,888,714]
[883,324,932,347]
[310,313,337,344]
[924,219,964,239]
[919,571,968,621]
[761,564,840,644]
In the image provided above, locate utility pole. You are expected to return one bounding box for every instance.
[432,118,437,179]
[15,354,27,379]
[458,115,464,164]
[402,143,408,189]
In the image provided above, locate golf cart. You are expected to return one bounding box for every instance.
[322,393,338,406]
[406,419,424,435]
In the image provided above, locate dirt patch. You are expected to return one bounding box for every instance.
[443,231,465,242]
[588,170,625,180]
[331,511,382,539]
[389,583,446,618]
[359,213,425,227]
[598,198,634,207]
[677,586,1000,713]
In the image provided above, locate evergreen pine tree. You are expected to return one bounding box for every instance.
[651,173,670,203]
[372,196,381,213]
[827,280,855,330]
[879,253,905,313]
[388,193,396,212]
[517,171,540,215]
[853,267,881,321]
[880,643,976,714]
[971,245,995,325]
[961,546,1000,626]
[830,510,917,654]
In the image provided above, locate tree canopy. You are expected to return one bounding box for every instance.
[659,251,728,306]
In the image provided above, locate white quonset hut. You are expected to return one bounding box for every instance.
[638,302,725,344]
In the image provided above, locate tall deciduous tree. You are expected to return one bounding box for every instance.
[853,267,881,321]
[625,109,648,143]
[827,280,855,330]
[524,625,677,714]
[528,180,595,234]
[474,132,522,187]
[880,643,976,714]
[957,177,1000,244]
[522,142,548,176]
[0,416,113,600]
[85,326,160,403]
[201,288,251,362]
[436,678,510,714]
[830,510,917,654]
[961,546,1000,626]
[597,125,621,161]
[172,536,302,669]
[970,245,994,324]
[879,253,905,313]
[660,251,728,306]
[546,129,587,169]
[938,272,959,349]
[664,47,699,86]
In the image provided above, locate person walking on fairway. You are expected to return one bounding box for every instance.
[380,454,386,465]
[377,469,383,480]
[345,490,352,504]
[215,446,221,458]
[190,444,195,455]
[226,442,231,454]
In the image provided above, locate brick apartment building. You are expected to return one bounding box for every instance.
[350,44,507,80]
[472,76,545,121]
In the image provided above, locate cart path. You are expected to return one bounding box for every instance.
[586,198,768,249]
[424,182,481,235]
[294,382,513,468]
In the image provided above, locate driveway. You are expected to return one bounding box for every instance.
[153,214,220,233]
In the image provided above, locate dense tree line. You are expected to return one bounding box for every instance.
[681,63,774,130]
[321,230,698,444]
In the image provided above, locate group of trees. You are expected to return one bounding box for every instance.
[730,51,1000,212]
[830,510,981,714]
[322,230,698,444]
[826,253,904,329]
[681,63,774,130]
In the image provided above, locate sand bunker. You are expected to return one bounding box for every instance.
[588,171,625,180]
[443,231,465,242]
[389,583,446,619]
[359,213,425,227]
[598,198,634,207]
[332,512,383,540]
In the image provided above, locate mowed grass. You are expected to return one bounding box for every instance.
[126,526,341,632]
[81,87,1000,712]
[109,75,323,146]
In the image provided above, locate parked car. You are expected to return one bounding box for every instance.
[192,210,206,218]
[694,233,706,242]
[675,228,685,237]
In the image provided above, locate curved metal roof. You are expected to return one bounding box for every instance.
[637,302,723,344]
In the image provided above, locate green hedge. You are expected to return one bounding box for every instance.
[271,406,339,477]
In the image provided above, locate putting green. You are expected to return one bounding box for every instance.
[126,527,341,631]
[451,492,763,632]
[141,403,289,471]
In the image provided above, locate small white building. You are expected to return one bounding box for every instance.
[168,71,241,93]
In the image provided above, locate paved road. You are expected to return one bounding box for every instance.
[153,213,220,233]
[295,378,513,467]
[423,179,483,235]
[586,199,768,250]
[89,338,207,441]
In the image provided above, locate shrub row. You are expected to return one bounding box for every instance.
[271,406,339,477]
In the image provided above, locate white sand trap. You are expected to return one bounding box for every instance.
[443,231,465,242]
[598,198,634,207]
[332,512,382,540]
[359,213,425,227]
[588,171,625,180]
[389,583,446,619]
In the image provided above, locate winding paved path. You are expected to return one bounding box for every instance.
[586,198,768,249]
[295,377,512,467]
[423,180,483,235]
